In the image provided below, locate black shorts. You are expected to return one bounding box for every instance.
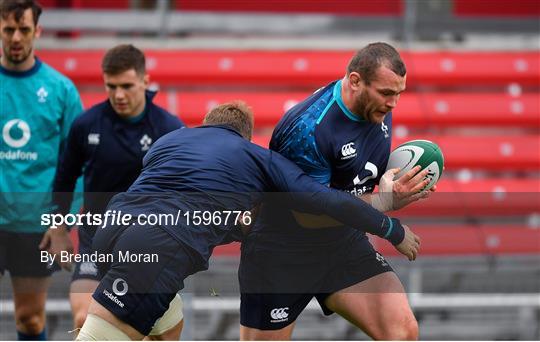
[239,233,394,330]
[91,223,200,336]
[72,225,100,282]
[0,229,59,277]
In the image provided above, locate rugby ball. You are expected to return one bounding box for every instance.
[386,140,444,191]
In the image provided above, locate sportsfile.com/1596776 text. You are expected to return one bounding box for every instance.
[41,210,252,229]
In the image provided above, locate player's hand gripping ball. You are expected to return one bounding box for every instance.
[386,140,444,191]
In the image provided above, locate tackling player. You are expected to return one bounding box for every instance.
[239,42,431,340]
[75,101,420,340]
[45,44,185,338]
[0,0,83,340]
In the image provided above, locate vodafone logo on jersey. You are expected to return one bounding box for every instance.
[0,119,38,161]
[112,278,129,296]
[102,278,128,309]
[3,119,31,148]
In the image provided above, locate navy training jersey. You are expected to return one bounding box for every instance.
[52,90,184,215]
[253,79,392,246]
[105,126,401,270]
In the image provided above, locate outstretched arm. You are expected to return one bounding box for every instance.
[266,152,418,254]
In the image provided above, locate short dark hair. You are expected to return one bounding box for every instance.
[101,44,146,76]
[0,0,42,26]
[203,101,254,140]
[347,42,406,85]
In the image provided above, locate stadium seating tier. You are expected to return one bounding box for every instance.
[38,50,540,87]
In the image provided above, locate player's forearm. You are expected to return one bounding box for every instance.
[362,192,393,213]
[281,189,404,244]
[277,170,404,244]
[359,193,382,210]
[290,192,372,229]
[320,190,405,245]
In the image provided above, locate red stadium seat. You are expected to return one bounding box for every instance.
[174,92,307,127]
[394,135,540,171]
[213,242,241,256]
[41,0,130,9]
[38,50,540,88]
[80,91,539,128]
[394,93,539,128]
[38,0,58,7]
[73,0,130,9]
[403,51,539,88]
[251,134,540,171]
[79,91,540,171]
[398,179,540,217]
[174,0,403,16]
[213,225,540,257]
[251,135,270,148]
[373,225,540,256]
[454,0,540,18]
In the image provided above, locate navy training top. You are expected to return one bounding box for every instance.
[52,90,184,216]
[253,80,393,248]
[105,125,403,270]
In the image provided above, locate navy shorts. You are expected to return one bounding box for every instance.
[0,230,59,277]
[239,233,394,330]
[91,223,199,336]
[72,225,100,282]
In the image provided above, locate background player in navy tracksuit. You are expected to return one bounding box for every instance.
[75,102,419,341]
[240,43,431,340]
[45,45,184,337]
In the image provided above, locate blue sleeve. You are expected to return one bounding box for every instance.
[52,117,86,215]
[270,118,331,185]
[266,151,405,245]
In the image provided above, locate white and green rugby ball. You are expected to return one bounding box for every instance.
[386,139,444,191]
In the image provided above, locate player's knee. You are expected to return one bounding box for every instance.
[76,313,133,341]
[240,326,293,341]
[376,316,418,341]
[73,310,88,329]
[399,316,419,340]
[147,319,184,341]
[15,311,45,335]
[147,294,184,339]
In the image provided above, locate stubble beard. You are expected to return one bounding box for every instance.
[352,92,370,122]
[3,45,32,65]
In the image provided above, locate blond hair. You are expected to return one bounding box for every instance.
[203,101,254,140]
